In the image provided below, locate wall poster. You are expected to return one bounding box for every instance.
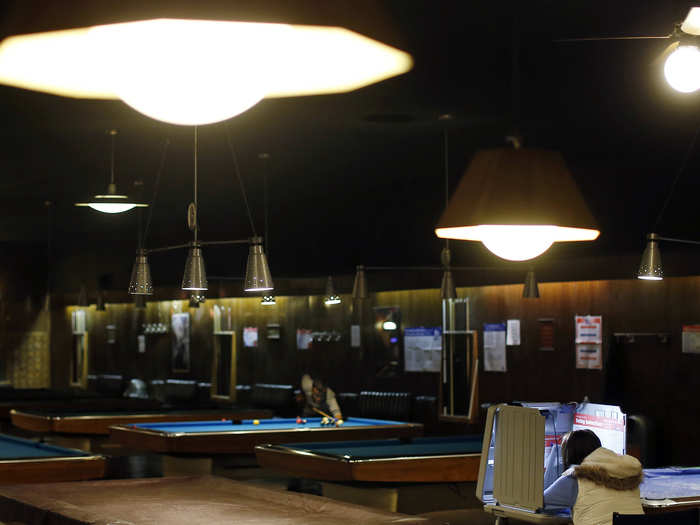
[171,312,190,372]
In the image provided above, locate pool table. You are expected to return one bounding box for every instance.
[641,467,700,512]
[0,433,105,484]
[10,407,273,435]
[255,435,482,482]
[0,476,442,525]
[110,417,423,454]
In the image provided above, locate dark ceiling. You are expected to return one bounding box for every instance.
[2,0,700,295]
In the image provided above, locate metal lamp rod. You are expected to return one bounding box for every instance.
[363,265,525,272]
[145,237,253,254]
[648,232,700,246]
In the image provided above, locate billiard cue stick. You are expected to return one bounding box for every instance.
[312,406,334,419]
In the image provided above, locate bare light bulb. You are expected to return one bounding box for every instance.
[664,45,700,93]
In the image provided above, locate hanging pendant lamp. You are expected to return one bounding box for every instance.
[75,130,147,213]
[324,276,341,305]
[128,248,154,295]
[244,237,273,292]
[181,243,208,291]
[523,268,540,298]
[436,147,599,261]
[352,266,368,300]
[637,234,663,280]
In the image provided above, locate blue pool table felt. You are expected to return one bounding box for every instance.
[129,417,408,434]
[641,467,700,500]
[271,435,483,459]
[0,434,90,460]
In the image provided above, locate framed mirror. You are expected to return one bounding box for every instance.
[211,332,237,402]
[70,333,88,388]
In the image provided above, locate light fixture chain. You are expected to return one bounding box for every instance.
[652,119,700,231]
[225,126,257,237]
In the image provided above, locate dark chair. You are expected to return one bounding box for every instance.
[251,383,296,416]
[337,392,359,417]
[96,374,124,396]
[613,509,700,525]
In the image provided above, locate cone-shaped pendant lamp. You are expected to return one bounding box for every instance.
[352,266,368,300]
[129,249,154,295]
[96,289,106,311]
[523,268,540,298]
[181,243,208,291]
[638,234,663,281]
[324,276,341,305]
[244,237,273,292]
[435,148,599,261]
[440,269,457,300]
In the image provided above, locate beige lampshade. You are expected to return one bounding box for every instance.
[435,148,599,261]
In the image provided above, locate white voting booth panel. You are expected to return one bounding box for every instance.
[476,402,626,525]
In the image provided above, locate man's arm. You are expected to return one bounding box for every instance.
[326,388,342,419]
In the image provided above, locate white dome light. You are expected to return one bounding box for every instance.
[0,19,413,126]
[664,45,700,93]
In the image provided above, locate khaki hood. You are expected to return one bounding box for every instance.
[573,447,643,490]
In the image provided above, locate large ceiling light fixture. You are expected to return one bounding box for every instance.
[75,130,147,213]
[435,146,599,261]
[0,19,413,126]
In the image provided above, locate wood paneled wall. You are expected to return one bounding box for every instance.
[53,275,700,465]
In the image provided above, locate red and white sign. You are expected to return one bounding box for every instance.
[575,315,602,344]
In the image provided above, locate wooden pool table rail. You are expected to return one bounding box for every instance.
[109,421,424,454]
[254,443,480,482]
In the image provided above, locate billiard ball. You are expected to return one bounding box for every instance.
[302,419,307,424]
[296,417,302,424]
[321,417,329,425]
[336,419,344,427]
[253,419,260,425]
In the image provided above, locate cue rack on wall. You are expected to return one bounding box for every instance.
[440,298,479,423]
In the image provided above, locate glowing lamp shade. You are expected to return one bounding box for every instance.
[244,238,273,292]
[383,321,397,331]
[0,19,412,126]
[324,276,341,305]
[664,45,700,93]
[436,149,599,261]
[76,184,147,214]
[637,239,663,281]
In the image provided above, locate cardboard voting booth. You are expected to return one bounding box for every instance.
[476,402,627,525]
